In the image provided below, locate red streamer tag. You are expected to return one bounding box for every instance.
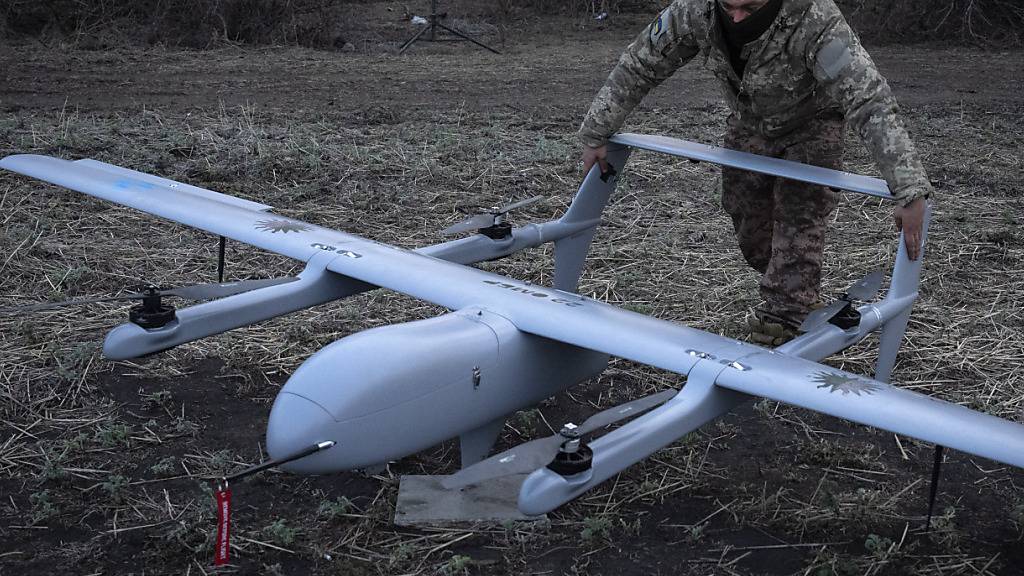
[214,486,231,566]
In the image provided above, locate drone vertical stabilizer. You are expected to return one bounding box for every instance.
[875,205,931,382]
[553,144,631,292]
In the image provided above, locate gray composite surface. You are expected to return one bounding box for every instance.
[3,133,1022,515]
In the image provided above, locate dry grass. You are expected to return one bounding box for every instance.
[0,50,1023,575]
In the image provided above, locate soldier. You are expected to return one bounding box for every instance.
[579,0,931,345]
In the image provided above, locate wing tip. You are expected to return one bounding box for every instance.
[1,153,66,171]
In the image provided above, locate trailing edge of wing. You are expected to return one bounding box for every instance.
[715,351,1024,469]
[610,133,894,200]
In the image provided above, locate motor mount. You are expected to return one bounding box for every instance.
[128,286,177,329]
[547,440,594,476]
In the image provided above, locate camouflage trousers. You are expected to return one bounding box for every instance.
[721,112,845,320]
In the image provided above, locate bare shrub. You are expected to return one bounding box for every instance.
[839,0,1022,45]
[2,0,1021,47]
[148,0,343,48]
[1,0,347,48]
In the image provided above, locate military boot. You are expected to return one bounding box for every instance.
[746,301,824,347]
[746,307,800,346]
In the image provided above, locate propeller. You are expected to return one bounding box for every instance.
[0,277,298,314]
[799,270,884,333]
[441,196,545,236]
[443,388,677,489]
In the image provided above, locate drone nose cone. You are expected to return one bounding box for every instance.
[266,392,338,473]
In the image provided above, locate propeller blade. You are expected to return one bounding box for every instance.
[442,435,566,489]
[162,277,299,300]
[442,388,677,489]
[495,195,544,215]
[799,270,884,333]
[441,213,497,236]
[798,300,849,333]
[576,388,678,435]
[441,196,546,236]
[0,294,143,314]
[846,270,884,301]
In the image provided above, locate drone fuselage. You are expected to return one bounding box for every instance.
[265,307,608,472]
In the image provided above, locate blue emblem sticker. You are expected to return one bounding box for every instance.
[650,11,667,40]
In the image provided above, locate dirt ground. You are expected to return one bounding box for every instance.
[1,8,1023,576]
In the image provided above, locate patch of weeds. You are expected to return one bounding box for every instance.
[263,518,297,546]
[580,514,614,543]
[636,478,661,498]
[684,523,706,543]
[753,398,774,418]
[801,439,883,472]
[261,563,285,576]
[102,475,130,504]
[54,342,98,382]
[927,506,961,548]
[842,488,886,524]
[317,496,353,520]
[624,302,654,315]
[513,408,540,431]
[620,517,642,536]
[388,542,415,569]
[46,265,93,292]
[39,449,69,482]
[679,431,701,446]
[65,432,89,451]
[208,449,235,472]
[160,515,210,554]
[150,457,177,477]
[196,482,217,520]
[805,548,860,576]
[140,389,173,411]
[864,533,893,557]
[173,417,201,436]
[94,422,131,447]
[441,554,473,576]
[16,321,43,345]
[30,490,59,524]
[532,136,571,164]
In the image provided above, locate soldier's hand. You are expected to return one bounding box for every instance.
[894,197,927,261]
[582,144,609,178]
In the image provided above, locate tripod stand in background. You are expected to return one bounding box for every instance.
[399,0,501,55]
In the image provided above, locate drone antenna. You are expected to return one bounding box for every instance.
[924,444,945,531]
[212,440,335,566]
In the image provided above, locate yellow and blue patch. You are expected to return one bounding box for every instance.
[650,11,667,40]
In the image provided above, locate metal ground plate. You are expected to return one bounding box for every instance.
[394,475,548,527]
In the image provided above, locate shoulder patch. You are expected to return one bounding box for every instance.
[650,9,668,40]
[816,38,854,80]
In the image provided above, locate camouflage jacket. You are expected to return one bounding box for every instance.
[579,0,932,205]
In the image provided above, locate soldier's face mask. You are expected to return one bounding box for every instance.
[718,0,772,24]
[718,0,782,44]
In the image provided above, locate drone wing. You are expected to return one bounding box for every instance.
[6,154,1024,470]
[3,152,732,376]
[0,154,329,262]
[713,352,1024,468]
[317,242,1024,468]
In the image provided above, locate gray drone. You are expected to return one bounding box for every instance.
[3,133,1023,519]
